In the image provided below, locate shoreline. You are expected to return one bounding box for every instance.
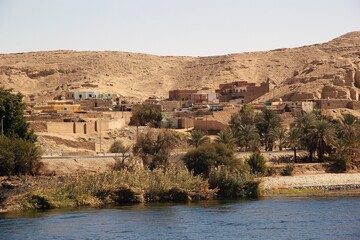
[2,172,360,213]
[260,172,360,196]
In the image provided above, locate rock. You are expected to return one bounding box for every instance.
[355,69,360,88]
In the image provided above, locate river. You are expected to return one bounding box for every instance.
[1,196,360,240]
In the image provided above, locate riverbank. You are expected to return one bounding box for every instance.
[261,173,360,195]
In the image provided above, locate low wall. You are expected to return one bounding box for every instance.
[194,118,227,132]
[45,118,126,134]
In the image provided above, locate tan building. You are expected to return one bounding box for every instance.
[33,100,81,112]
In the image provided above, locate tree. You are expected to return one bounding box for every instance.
[287,126,302,162]
[133,130,177,169]
[0,136,42,176]
[309,120,336,162]
[0,88,36,142]
[188,130,210,148]
[236,124,260,152]
[293,112,316,161]
[337,113,360,148]
[131,103,162,127]
[109,140,132,169]
[229,104,255,129]
[270,127,287,151]
[246,152,267,175]
[183,142,241,177]
[215,129,237,149]
[255,109,282,151]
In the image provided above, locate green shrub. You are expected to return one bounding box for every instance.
[246,152,267,175]
[209,166,259,199]
[182,142,241,177]
[281,163,295,176]
[0,136,42,176]
[329,150,353,172]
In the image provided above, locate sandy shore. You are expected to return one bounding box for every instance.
[261,173,360,192]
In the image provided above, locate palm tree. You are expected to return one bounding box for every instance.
[293,112,316,161]
[255,109,282,151]
[287,127,302,162]
[271,127,287,151]
[188,130,210,148]
[215,129,237,149]
[309,119,336,162]
[338,113,360,148]
[236,124,259,151]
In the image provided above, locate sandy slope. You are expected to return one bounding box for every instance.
[0,32,359,103]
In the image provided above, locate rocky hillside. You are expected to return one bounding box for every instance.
[0,32,359,103]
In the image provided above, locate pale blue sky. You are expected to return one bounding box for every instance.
[0,0,359,56]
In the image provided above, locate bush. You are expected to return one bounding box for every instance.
[131,103,162,127]
[246,152,267,175]
[281,163,295,176]
[329,150,353,172]
[183,142,241,177]
[0,137,42,176]
[10,165,215,210]
[209,166,259,198]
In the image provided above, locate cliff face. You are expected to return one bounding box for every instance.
[0,32,359,103]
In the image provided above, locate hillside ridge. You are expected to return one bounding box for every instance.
[0,32,359,103]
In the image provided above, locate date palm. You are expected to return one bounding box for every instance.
[255,109,282,151]
[287,127,302,162]
[236,124,259,151]
[215,129,237,149]
[188,130,210,148]
[293,112,316,161]
[271,127,287,151]
[338,113,360,148]
[309,120,336,162]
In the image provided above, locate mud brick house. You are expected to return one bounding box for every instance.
[217,80,270,103]
[169,90,197,101]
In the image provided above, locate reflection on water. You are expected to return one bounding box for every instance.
[1,196,360,240]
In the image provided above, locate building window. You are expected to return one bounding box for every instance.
[79,94,82,99]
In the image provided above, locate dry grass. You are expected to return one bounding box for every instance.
[4,165,215,211]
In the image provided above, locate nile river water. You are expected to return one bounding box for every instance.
[1,196,360,240]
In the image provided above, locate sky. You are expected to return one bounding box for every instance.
[0,0,359,56]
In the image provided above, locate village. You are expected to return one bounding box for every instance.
[25,77,360,157]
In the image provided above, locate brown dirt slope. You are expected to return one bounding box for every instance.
[0,32,359,103]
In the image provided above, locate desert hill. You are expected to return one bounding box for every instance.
[0,32,359,103]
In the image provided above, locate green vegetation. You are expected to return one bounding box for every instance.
[182,142,241,177]
[109,140,132,170]
[209,166,259,199]
[246,152,267,175]
[0,137,42,176]
[7,166,215,211]
[131,103,162,127]
[187,129,210,148]
[215,129,237,149]
[281,163,295,176]
[0,88,41,176]
[133,129,178,169]
[0,87,36,142]
[229,106,360,172]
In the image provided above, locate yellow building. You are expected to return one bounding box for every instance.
[33,100,81,111]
